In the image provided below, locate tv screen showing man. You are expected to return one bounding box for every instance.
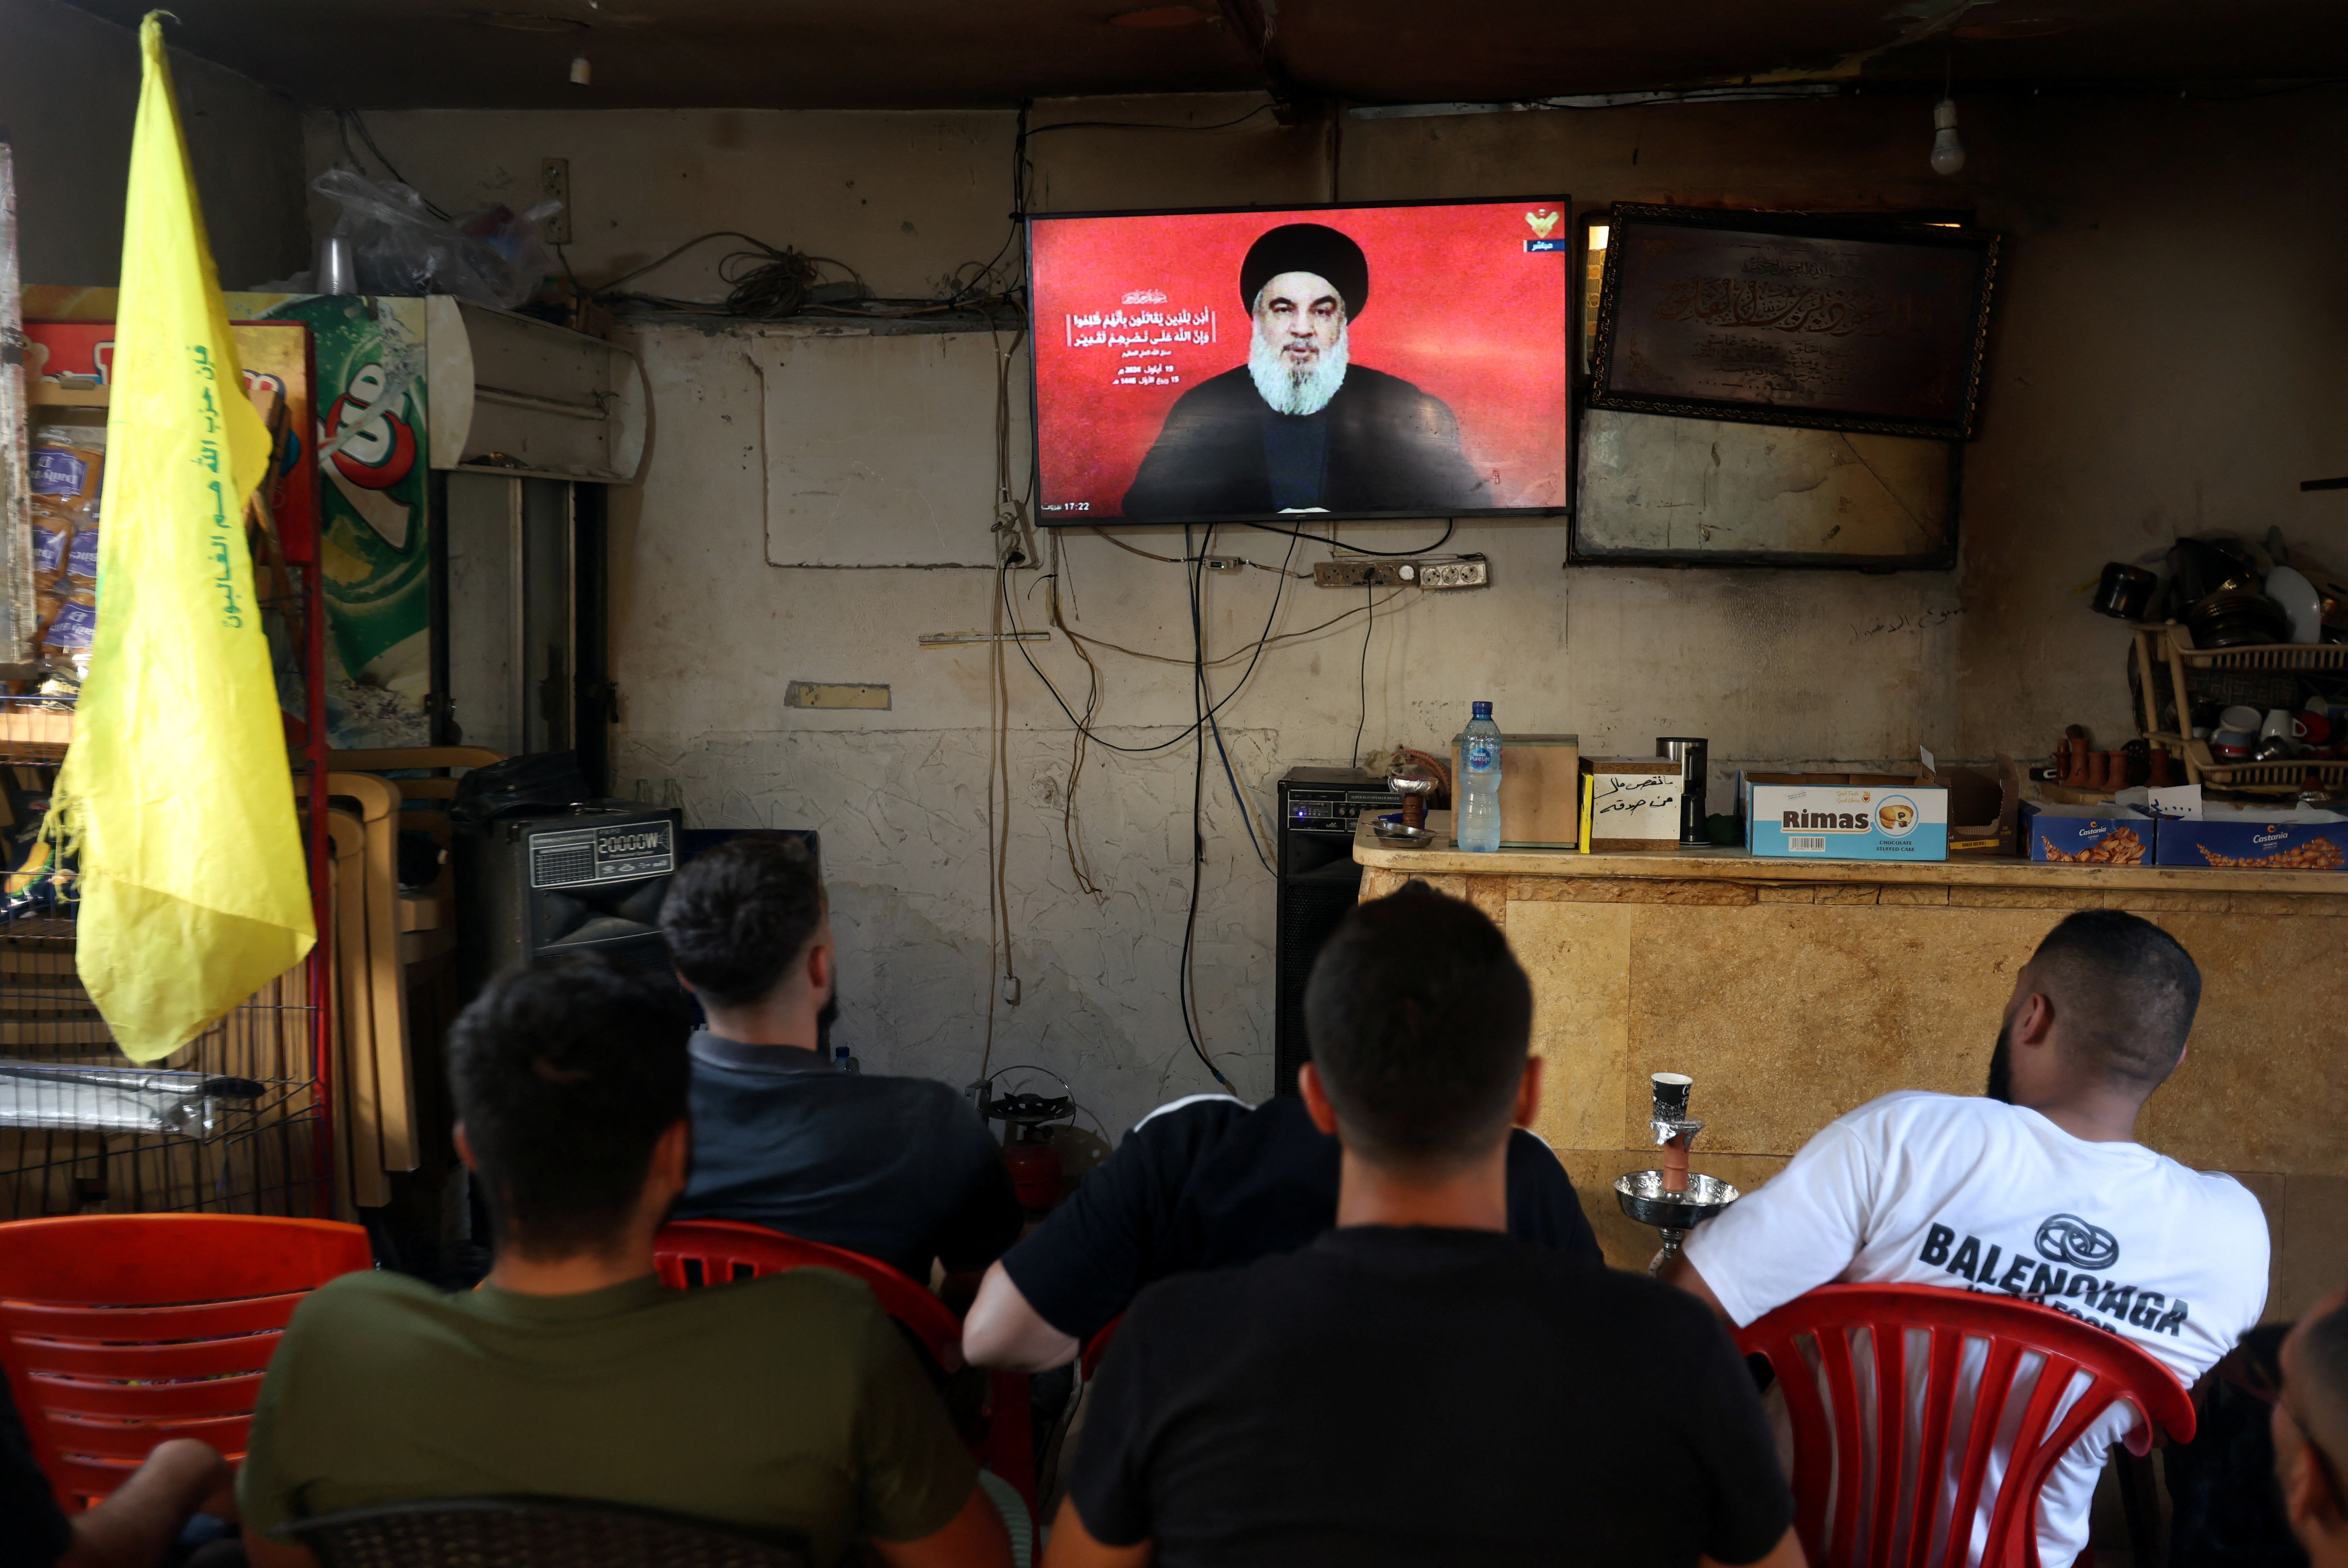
[1029,199,1569,525]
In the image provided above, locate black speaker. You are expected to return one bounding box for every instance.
[455,806,683,994]
[1273,767,1400,1097]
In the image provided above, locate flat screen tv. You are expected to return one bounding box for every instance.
[1027,197,1571,527]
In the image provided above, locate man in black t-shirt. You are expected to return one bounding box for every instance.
[660,838,1020,1286]
[962,1089,1600,1370]
[1039,881,1801,1568]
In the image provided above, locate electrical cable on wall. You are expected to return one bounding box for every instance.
[337,110,451,219]
[1242,516,1456,556]
[1176,523,1234,1091]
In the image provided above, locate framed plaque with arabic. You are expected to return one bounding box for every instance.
[1587,203,1998,441]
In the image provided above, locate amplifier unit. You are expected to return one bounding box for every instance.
[456,806,683,994]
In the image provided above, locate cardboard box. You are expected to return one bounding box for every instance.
[1932,754,2023,854]
[1451,733,1580,849]
[2152,808,2348,871]
[1579,756,1681,851]
[1745,775,1949,861]
[2022,803,2157,865]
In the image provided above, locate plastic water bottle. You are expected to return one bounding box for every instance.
[1456,701,1503,852]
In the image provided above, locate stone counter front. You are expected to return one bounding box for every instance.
[1356,821,2348,1320]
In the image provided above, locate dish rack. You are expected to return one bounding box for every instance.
[2132,625,2348,794]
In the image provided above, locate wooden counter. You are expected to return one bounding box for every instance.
[1356,817,2347,1320]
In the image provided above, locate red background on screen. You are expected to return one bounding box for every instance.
[1030,201,1569,520]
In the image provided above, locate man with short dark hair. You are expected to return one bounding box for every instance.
[2274,1285,2348,1566]
[1667,909,2270,1568]
[660,837,1019,1286]
[236,956,1009,1568]
[1120,223,1488,520]
[1040,881,1801,1568]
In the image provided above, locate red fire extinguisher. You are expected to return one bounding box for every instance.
[979,1073,1077,1214]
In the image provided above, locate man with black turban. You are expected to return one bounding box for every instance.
[1121,222,1487,519]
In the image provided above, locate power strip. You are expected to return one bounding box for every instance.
[1312,554,1490,590]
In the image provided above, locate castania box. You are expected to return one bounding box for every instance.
[2152,809,2348,872]
[1747,778,1949,861]
[2022,803,2158,865]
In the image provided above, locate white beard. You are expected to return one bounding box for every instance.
[1248,324,1349,417]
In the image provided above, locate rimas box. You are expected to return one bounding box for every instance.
[1747,781,1949,861]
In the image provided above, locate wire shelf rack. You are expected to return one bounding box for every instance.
[0,920,326,1220]
[0,701,330,1219]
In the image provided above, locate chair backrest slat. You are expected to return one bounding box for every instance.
[43,1410,255,1463]
[1906,1327,1962,1568]
[1941,1339,2023,1567]
[1736,1284,2195,1568]
[1869,1320,1909,1568]
[27,1367,269,1421]
[1772,1312,1838,1561]
[12,1330,286,1382]
[1815,1323,1866,1568]
[1980,1350,2082,1558]
[0,1291,314,1341]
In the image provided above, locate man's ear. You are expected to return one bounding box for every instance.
[807,939,833,997]
[648,1118,692,1194]
[453,1121,478,1173]
[2281,1423,2329,1534]
[672,970,697,996]
[2013,990,2057,1049]
[1297,1062,1341,1136]
[1513,1055,1544,1130]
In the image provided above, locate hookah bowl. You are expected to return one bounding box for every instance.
[1615,1071,1741,1274]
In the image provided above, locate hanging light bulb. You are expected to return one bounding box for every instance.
[570,54,592,85]
[1931,97,1966,176]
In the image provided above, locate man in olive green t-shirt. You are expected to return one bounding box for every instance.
[239,957,1009,1568]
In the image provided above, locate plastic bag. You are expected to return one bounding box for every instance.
[312,168,559,310]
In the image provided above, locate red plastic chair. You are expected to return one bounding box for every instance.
[0,1213,374,1510]
[1079,1314,1123,1381]
[1735,1283,2196,1568]
[652,1220,1034,1515]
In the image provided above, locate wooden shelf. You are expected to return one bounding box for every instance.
[0,707,72,765]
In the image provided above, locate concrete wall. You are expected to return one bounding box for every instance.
[0,0,308,289]
[309,90,2348,1138]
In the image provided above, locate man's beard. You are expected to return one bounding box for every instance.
[1249,324,1349,417]
[1985,1021,2013,1103]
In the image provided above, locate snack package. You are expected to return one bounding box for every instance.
[65,524,98,589]
[28,425,105,679]
[29,522,68,584]
[39,589,99,678]
[29,427,104,524]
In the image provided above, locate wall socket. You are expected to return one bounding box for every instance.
[540,158,572,245]
[1312,554,1490,590]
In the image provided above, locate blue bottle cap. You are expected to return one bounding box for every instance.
[1472,701,1492,718]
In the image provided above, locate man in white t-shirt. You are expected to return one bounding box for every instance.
[1667,908,2270,1568]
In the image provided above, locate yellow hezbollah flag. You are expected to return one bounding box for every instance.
[49,13,316,1062]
